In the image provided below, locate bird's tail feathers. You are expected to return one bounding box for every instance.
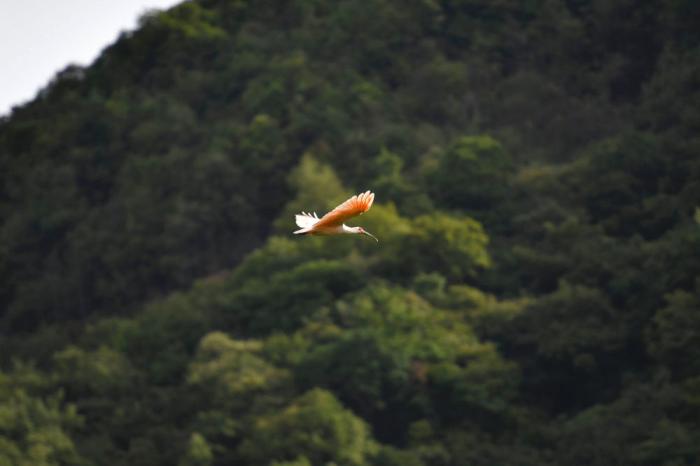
[295,212,319,229]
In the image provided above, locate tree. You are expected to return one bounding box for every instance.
[273,153,349,233]
[238,389,377,465]
[178,433,213,466]
[647,285,700,380]
[384,213,491,281]
[297,285,516,442]
[428,135,513,212]
[500,282,626,412]
[212,259,367,334]
[0,369,85,466]
[187,331,289,410]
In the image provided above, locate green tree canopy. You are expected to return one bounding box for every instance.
[239,388,377,466]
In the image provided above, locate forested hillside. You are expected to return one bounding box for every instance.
[1,0,699,464]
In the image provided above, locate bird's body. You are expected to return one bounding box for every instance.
[294,190,378,241]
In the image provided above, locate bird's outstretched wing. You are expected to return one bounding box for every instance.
[313,191,375,228]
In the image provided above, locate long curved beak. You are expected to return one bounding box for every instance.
[362,230,379,243]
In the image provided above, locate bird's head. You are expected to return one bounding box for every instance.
[356,226,378,242]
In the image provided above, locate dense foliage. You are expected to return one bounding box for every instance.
[1,0,699,464]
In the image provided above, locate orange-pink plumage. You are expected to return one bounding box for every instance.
[293,191,378,241]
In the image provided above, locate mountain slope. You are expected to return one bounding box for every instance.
[1,1,700,465]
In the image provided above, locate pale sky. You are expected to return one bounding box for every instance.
[0,0,182,116]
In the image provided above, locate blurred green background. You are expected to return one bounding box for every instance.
[1,0,700,465]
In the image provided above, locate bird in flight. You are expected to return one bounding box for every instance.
[294,190,378,242]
